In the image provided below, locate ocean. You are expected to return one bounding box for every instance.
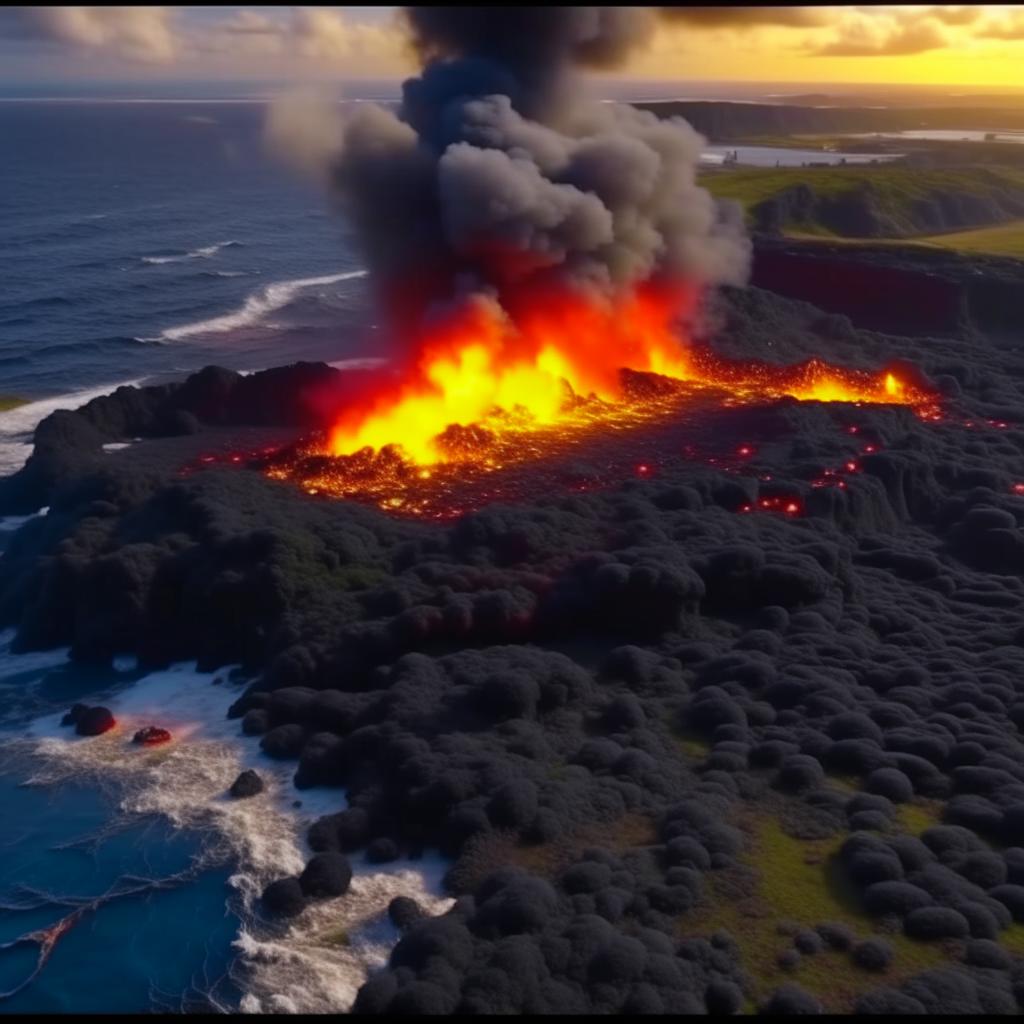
[0,99,377,474]
[0,99,453,1013]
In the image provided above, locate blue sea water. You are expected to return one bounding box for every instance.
[0,600,451,1014]
[0,100,455,1013]
[0,101,375,451]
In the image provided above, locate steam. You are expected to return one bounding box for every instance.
[267,5,750,333]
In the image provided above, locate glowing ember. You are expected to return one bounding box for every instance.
[247,280,940,518]
[740,496,803,517]
[325,282,934,470]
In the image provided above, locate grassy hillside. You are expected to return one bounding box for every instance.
[918,218,1024,257]
[701,164,1024,240]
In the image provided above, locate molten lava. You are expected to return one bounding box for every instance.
[326,281,931,469]
[254,280,939,518]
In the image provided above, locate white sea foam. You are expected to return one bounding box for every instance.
[159,270,368,341]
[0,627,68,675]
[141,240,242,265]
[0,381,144,478]
[10,658,451,1013]
[0,508,48,535]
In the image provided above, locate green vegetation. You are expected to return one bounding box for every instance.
[699,164,1024,243]
[703,164,1024,214]
[683,812,951,1012]
[675,730,711,760]
[721,134,881,152]
[895,799,944,836]
[323,927,351,947]
[0,396,27,413]
[918,218,1024,258]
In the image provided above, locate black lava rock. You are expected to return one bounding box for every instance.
[75,706,116,736]
[299,852,353,899]
[229,769,264,799]
[262,877,306,917]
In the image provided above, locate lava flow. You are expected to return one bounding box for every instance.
[256,280,937,518]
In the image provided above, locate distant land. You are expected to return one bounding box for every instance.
[2,76,1023,106]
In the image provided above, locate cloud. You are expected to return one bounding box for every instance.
[4,5,178,64]
[977,9,1024,40]
[1,6,408,71]
[289,7,405,62]
[926,6,984,27]
[813,12,952,57]
[658,6,833,30]
[194,6,408,68]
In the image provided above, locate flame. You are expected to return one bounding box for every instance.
[327,280,933,468]
[329,282,697,464]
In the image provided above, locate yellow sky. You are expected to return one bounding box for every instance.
[5,6,1024,92]
[618,6,1024,88]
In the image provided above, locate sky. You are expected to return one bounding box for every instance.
[2,6,1024,93]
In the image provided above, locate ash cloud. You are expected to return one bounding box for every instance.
[288,5,750,333]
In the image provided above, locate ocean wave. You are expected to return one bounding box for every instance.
[5,659,451,1012]
[160,269,368,342]
[141,240,243,266]
[0,378,144,478]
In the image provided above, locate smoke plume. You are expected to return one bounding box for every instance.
[299,5,751,337]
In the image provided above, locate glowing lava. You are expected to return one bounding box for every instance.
[326,281,933,469]
[252,280,940,517]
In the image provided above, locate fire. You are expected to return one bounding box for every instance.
[242,279,944,518]
[327,281,933,470]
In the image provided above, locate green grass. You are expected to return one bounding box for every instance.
[700,164,1024,242]
[895,799,944,836]
[723,134,886,153]
[682,812,955,1012]
[0,396,27,413]
[917,218,1024,257]
[675,730,711,760]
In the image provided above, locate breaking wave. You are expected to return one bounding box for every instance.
[158,270,368,342]
[141,240,243,265]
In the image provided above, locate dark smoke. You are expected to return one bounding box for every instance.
[317,5,750,335]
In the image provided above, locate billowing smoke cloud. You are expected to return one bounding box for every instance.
[300,5,750,336]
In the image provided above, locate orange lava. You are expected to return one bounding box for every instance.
[257,279,938,517]
[327,280,932,468]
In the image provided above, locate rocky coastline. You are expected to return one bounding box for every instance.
[3,275,1024,1013]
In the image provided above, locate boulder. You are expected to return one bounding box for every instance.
[75,706,116,736]
[61,703,89,727]
[230,769,264,799]
[262,877,306,918]
[299,852,353,899]
[388,896,426,931]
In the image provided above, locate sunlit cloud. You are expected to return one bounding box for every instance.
[3,5,179,64]
[2,6,1024,88]
[977,7,1024,40]
[814,12,952,57]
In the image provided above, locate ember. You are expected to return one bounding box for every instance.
[251,279,939,517]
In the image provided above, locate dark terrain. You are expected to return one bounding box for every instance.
[3,248,1024,1012]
